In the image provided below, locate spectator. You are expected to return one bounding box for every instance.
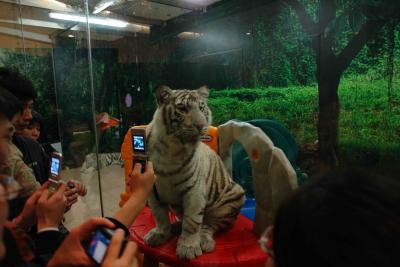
[0,105,154,267]
[262,170,400,267]
[0,68,81,219]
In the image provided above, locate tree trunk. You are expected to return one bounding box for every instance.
[317,73,341,167]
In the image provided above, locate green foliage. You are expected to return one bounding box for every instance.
[0,50,59,142]
[247,3,316,87]
[210,75,400,170]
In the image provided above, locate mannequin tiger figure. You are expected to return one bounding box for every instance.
[144,85,245,259]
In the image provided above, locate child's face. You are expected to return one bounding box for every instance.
[22,122,40,141]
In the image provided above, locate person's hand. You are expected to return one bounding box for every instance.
[101,229,139,267]
[36,183,67,230]
[68,180,87,197]
[47,217,115,267]
[13,182,48,230]
[128,161,156,200]
[64,184,79,210]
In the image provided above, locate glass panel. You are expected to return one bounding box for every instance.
[86,0,399,259]
[0,1,25,69]
[1,0,104,227]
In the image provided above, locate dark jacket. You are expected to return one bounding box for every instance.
[0,224,65,267]
[12,136,50,185]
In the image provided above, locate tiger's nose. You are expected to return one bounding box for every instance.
[194,123,204,131]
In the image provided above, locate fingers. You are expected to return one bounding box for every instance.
[105,229,124,260]
[145,161,153,173]
[133,163,142,174]
[38,188,50,203]
[53,183,67,197]
[64,187,78,196]
[28,186,47,204]
[121,241,138,264]
[74,217,115,241]
[40,181,50,190]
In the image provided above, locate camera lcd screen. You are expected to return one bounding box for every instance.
[133,135,145,152]
[87,229,110,264]
[50,158,60,176]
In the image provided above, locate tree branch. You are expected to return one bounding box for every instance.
[284,0,318,36]
[316,0,336,33]
[336,19,386,73]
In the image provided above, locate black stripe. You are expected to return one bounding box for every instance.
[180,182,196,196]
[217,191,245,208]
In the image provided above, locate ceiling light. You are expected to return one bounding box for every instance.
[49,12,127,28]
[68,34,74,38]
[93,0,115,14]
[178,32,202,39]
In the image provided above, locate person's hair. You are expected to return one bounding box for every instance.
[0,67,36,102]
[273,169,400,267]
[0,87,23,120]
[29,111,46,143]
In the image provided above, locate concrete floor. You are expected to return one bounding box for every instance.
[61,165,125,229]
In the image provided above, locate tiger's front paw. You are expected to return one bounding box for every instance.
[144,228,172,247]
[200,233,215,252]
[176,234,202,259]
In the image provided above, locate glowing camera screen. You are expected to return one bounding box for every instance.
[50,158,60,176]
[133,135,145,151]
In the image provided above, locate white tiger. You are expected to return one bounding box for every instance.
[144,85,245,259]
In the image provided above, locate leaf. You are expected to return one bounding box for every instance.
[348,8,365,33]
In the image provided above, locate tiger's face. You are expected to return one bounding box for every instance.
[155,85,212,143]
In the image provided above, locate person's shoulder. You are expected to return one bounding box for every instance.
[14,135,42,149]
[8,140,23,157]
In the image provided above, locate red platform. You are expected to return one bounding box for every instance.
[130,207,268,267]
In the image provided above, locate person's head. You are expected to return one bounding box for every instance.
[0,88,23,140]
[0,68,36,133]
[269,170,400,267]
[21,111,43,141]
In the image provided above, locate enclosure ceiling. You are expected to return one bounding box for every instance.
[0,0,221,43]
[56,0,221,22]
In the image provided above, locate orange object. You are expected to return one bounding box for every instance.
[200,126,219,154]
[96,112,120,132]
[251,149,260,161]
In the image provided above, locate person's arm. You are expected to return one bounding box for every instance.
[8,142,40,197]
[33,183,68,258]
[112,162,156,228]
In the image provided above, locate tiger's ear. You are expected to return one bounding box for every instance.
[197,86,209,99]
[154,85,173,105]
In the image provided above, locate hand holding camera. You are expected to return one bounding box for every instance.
[101,229,139,267]
[47,217,115,267]
[128,162,156,200]
[13,182,49,230]
[131,127,148,174]
[36,183,67,231]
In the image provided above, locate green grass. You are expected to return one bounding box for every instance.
[209,76,400,172]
